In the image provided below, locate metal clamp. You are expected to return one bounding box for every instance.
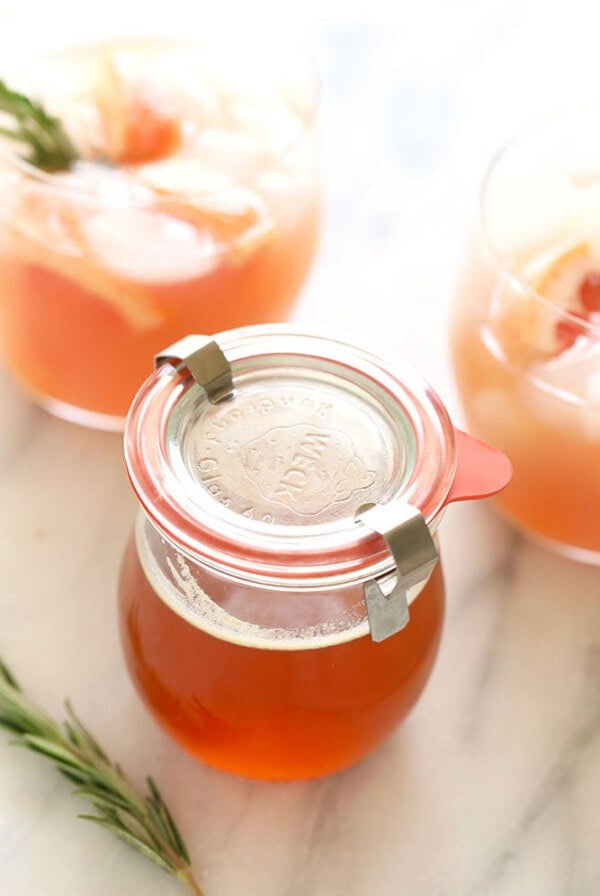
[358,503,438,643]
[155,335,234,405]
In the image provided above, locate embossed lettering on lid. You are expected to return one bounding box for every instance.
[171,359,410,528]
[125,326,457,585]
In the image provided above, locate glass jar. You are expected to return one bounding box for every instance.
[119,326,511,780]
[451,110,600,561]
[0,39,319,430]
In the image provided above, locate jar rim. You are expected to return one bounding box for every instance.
[124,325,457,585]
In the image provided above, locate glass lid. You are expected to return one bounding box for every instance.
[125,326,457,584]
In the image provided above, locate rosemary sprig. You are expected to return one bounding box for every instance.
[0,657,205,895]
[0,79,79,171]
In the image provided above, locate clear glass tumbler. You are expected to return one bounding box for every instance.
[451,109,600,561]
[0,40,320,429]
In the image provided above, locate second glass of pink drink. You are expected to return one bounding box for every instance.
[451,110,600,560]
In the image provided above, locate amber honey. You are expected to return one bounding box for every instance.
[119,535,444,781]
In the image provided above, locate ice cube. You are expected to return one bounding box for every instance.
[81,209,220,283]
[529,338,600,401]
[8,165,156,259]
[526,336,600,438]
[135,158,233,196]
[231,101,304,157]
[489,177,579,261]
[149,48,222,121]
[56,161,155,209]
[202,52,283,107]
[103,47,150,82]
[194,127,266,179]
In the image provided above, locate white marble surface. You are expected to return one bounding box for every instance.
[2,1,600,894]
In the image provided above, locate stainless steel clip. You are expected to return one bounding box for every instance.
[358,503,438,643]
[155,335,234,405]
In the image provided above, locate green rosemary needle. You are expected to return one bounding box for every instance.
[0,79,79,171]
[0,657,205,895]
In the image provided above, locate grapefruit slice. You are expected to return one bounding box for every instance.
[492,240,595,365]
[94,54,181,165]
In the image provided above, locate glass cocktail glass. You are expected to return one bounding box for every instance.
[0,40,320,429]
[451,110,600,560]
